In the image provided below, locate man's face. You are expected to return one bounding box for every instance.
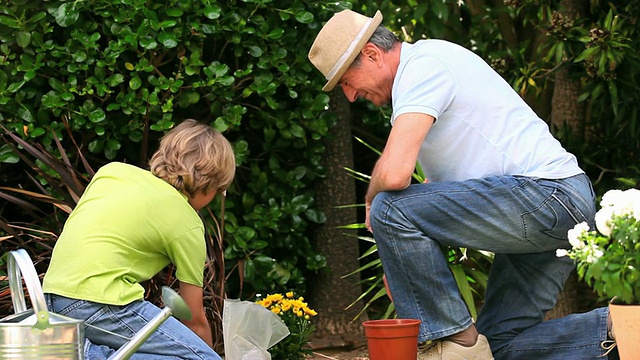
[337,52,392,107]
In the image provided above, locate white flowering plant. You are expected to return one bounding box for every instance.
[557,188,640,305]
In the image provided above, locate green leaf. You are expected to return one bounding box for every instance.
[0,144,19,163]
[17,105,34,122]
[129,75,142,90]
[203,5,222,19]
[158,32,178,48]
[305,209,326,224]
[0,15,19,28]
[450,264,477,319]
[139,36,158,49]
[29,127,45,137]
[159,20,178,28]
[89,108,106,123]
[165,8,184,17]
[294,11,313,24]
[248,46,262,57]
[88,139,103,153]
[107,74,125,87]
[52,2,80,27]
[244,259,256,281]
[106,138,121,150]
[41,91,63,108]
[0,70,6,90]
[16,31,31,48]
[267,28,284,39]
[73,50,87,62]
[290,123,304,138]
[178,91,200,107]
[290,194,311,213]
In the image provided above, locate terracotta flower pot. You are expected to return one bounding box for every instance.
[609,300,640,360]
[362,319,421,360]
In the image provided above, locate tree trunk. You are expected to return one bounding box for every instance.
[549,0,587,140]
[309,91,367,349]
[550,67,584,138]
[546,0,587,320]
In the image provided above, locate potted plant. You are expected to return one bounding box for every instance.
[557,188,640,359]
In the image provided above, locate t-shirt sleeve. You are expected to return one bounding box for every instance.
[391,51,457,125]
[166,225,206,287]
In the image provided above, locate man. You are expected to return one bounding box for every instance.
[308,9,615,360]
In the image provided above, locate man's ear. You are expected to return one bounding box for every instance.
[361,43,381,62]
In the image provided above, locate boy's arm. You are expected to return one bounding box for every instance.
[179,282,214,348]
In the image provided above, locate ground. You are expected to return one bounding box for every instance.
[308,346,370,360]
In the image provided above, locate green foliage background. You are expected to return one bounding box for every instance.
[0,0,355,301]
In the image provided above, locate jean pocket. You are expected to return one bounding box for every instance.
[523,186,589,248]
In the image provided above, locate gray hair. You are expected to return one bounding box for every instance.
[352,25,399,67]
[369,25,399,50]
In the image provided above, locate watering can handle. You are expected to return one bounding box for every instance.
[7,249,50,328]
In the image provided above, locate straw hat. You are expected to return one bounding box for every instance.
[308,10,383,92]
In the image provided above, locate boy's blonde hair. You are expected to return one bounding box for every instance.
[149,119,235,198]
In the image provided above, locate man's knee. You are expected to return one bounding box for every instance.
[369,191,394,230]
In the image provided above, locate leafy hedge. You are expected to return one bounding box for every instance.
[0,0,352,301]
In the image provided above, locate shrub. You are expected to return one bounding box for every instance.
[0,0,351,348]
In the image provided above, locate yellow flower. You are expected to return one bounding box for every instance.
[303,307,317,316]
[280,300,292,312]
[256,291,317,318]
[266,293,284,303]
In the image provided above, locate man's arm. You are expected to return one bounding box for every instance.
[179,281,214,348]
[365,113,434,230]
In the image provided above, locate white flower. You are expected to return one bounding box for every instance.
[584,244,604,263]
[595,189,640,236]
[567,222,589,248]
[567,188,640,303]
[604,189,640,217]
[600,189,625,208]
[626,189,640,220]
[595,206,615,237]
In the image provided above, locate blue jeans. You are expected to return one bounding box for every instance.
[45,294,222,360]
[370,174,613,359]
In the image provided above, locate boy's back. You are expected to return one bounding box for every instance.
[43,162,206,305]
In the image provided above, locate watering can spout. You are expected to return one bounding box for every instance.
[107,286,192,360]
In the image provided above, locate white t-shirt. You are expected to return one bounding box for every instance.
[391,40,583,182]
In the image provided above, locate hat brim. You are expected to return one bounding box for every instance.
[322,10,383,92]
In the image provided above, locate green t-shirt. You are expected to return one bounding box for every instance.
[43,162,206,305]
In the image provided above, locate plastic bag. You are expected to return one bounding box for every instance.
[222,299,290,360]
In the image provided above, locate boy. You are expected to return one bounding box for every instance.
[43,119,235,359]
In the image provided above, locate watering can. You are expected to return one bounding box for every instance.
[0,249,192,359]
